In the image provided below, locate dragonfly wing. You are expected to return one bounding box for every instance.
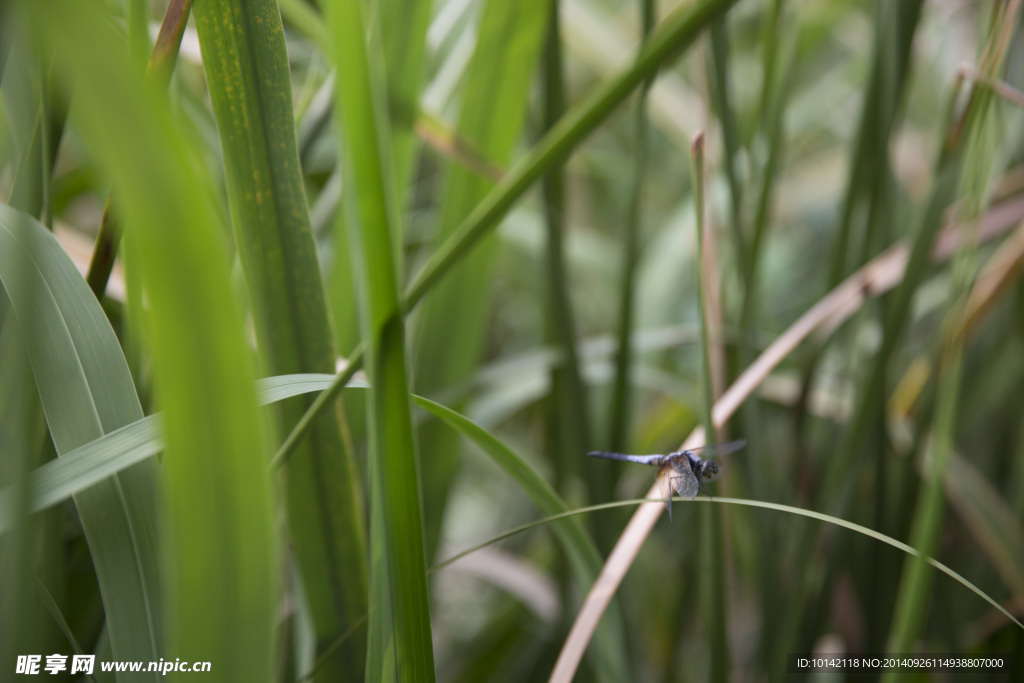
[670,458,700,500]
[657,466,675,521]
[684,439,746,458]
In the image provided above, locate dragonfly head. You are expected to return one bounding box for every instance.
[698,460,719,482]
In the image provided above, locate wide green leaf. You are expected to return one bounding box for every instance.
[0,202,163,679]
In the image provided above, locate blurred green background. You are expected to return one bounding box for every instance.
[1,0,1023,681]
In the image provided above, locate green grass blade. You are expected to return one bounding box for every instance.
[883,345,964,672]
[884,11,1013,664]
[0,416,163,531]
[326,0,435,678]
[279,0,430,200]
[438,496,1024,633]
[3,37,63,223]
[413,0,549,560]
[25,2,279,679]
[0,308,58,672]
[0,202,163,677]
[189,1,369,677]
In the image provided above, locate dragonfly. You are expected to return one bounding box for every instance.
[587,440,746,520]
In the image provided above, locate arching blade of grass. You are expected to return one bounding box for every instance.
[0,202,164,677]
[25,2,279,679]
[189,1,368,677]
[552,484,1024,682]
[326,0,434,678]
[5,370,633,677]
[435,496,1023,632]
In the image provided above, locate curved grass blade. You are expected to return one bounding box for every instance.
[434,497,1023,635]
[0,202,163,678]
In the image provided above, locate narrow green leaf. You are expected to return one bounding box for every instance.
[189,1,368,677]
[883,347,964,669]
[540,0,592,482]
[325,0,435,678]
[0,200,163,678]
[706,16,747,278]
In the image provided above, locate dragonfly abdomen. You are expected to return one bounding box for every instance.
[586,451,664,466]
